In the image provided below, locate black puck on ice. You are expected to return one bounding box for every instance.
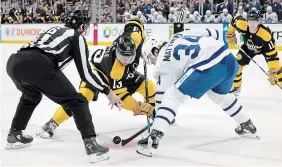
[113,136,121,144]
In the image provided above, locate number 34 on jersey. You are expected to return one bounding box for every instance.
[156,33,230,74]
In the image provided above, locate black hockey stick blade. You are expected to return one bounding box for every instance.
[121,122,153,146]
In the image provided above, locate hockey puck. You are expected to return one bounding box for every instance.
[113,136,121,144]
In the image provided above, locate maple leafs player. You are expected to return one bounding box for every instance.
[226,8,282,96]
[137,29,258,157]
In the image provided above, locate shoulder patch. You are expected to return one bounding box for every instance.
[236,20,247,31]
[256,26,272,41]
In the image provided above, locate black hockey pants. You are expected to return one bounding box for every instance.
[6,49,96,139]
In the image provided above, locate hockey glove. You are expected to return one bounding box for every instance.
[268,68,277,85]
[226,32,237,44]
[133,102,154,117]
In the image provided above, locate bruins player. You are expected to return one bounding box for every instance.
[37,19,157,138]
[226,8,282,96]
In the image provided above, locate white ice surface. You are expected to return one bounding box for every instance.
[0,44,282,166]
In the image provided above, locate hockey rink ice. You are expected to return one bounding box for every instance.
[1,44,282,166]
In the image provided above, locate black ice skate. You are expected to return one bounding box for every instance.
[6,129,33,150]
[229,87,241,97]
[84,137,110,163]
[37,118,58,138]
[235,119,260,139]
[136,129,164,157]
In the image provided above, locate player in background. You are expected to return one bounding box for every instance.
[5,10,122,162]
[226,8,282,96]
[137,29,258,157]
[37,19,157,138]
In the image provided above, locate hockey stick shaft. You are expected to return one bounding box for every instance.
[121,122,152,146]
[236,44,282,89]
[143,60,151,132]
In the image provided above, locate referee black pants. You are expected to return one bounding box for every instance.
[6,49,96,139]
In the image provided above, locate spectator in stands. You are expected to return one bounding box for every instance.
[184,10,194,23]
[143,0,153,15]
[235,5,248,19]
[134,1,143,15]
[249,0,262,11]
[194,0,210,15]
[215,8,232,23]
[203,9,216,22]
[270,0,282,20]
[263,5,279,22]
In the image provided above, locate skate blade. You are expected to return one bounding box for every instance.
[36,129,54,139]
[5,142,31,150]
[240,133,261,139]
[88,152,110,163]
[136,145,155,157]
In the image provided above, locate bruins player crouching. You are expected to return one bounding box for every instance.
[226,8,282,96]
[37,20,157,138]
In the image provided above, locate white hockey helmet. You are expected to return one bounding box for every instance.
[142,37,165,65]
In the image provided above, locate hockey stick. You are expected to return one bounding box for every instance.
[121,122,152,146]
[143,60,151,133]
[235,44,282,89]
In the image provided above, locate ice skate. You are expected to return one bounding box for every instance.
[235,119,260,139]
[136,129,164,157]
[37,118,58,138]
[6,129,33,150]
[229,87,241,97]
[84,137,110,163]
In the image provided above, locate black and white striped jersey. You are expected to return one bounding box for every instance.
[21,26,110,95]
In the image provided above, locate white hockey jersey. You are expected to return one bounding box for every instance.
[154,29,229,80]
[203,15,216,23]
[263,12,278,23]
[215,13,233,23]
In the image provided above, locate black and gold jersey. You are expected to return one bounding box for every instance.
[228,16,277,58]
[91,19,146,89]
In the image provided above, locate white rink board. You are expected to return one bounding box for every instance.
[1,44,282,166]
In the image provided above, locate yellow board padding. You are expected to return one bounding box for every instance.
[2,40,93,45]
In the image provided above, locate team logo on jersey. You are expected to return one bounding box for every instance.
[246,39,262,52]
[236,53,242,60]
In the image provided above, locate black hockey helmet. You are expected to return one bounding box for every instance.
[115,35,136,64]
[247,8,261,21]
[65,10,90,30]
